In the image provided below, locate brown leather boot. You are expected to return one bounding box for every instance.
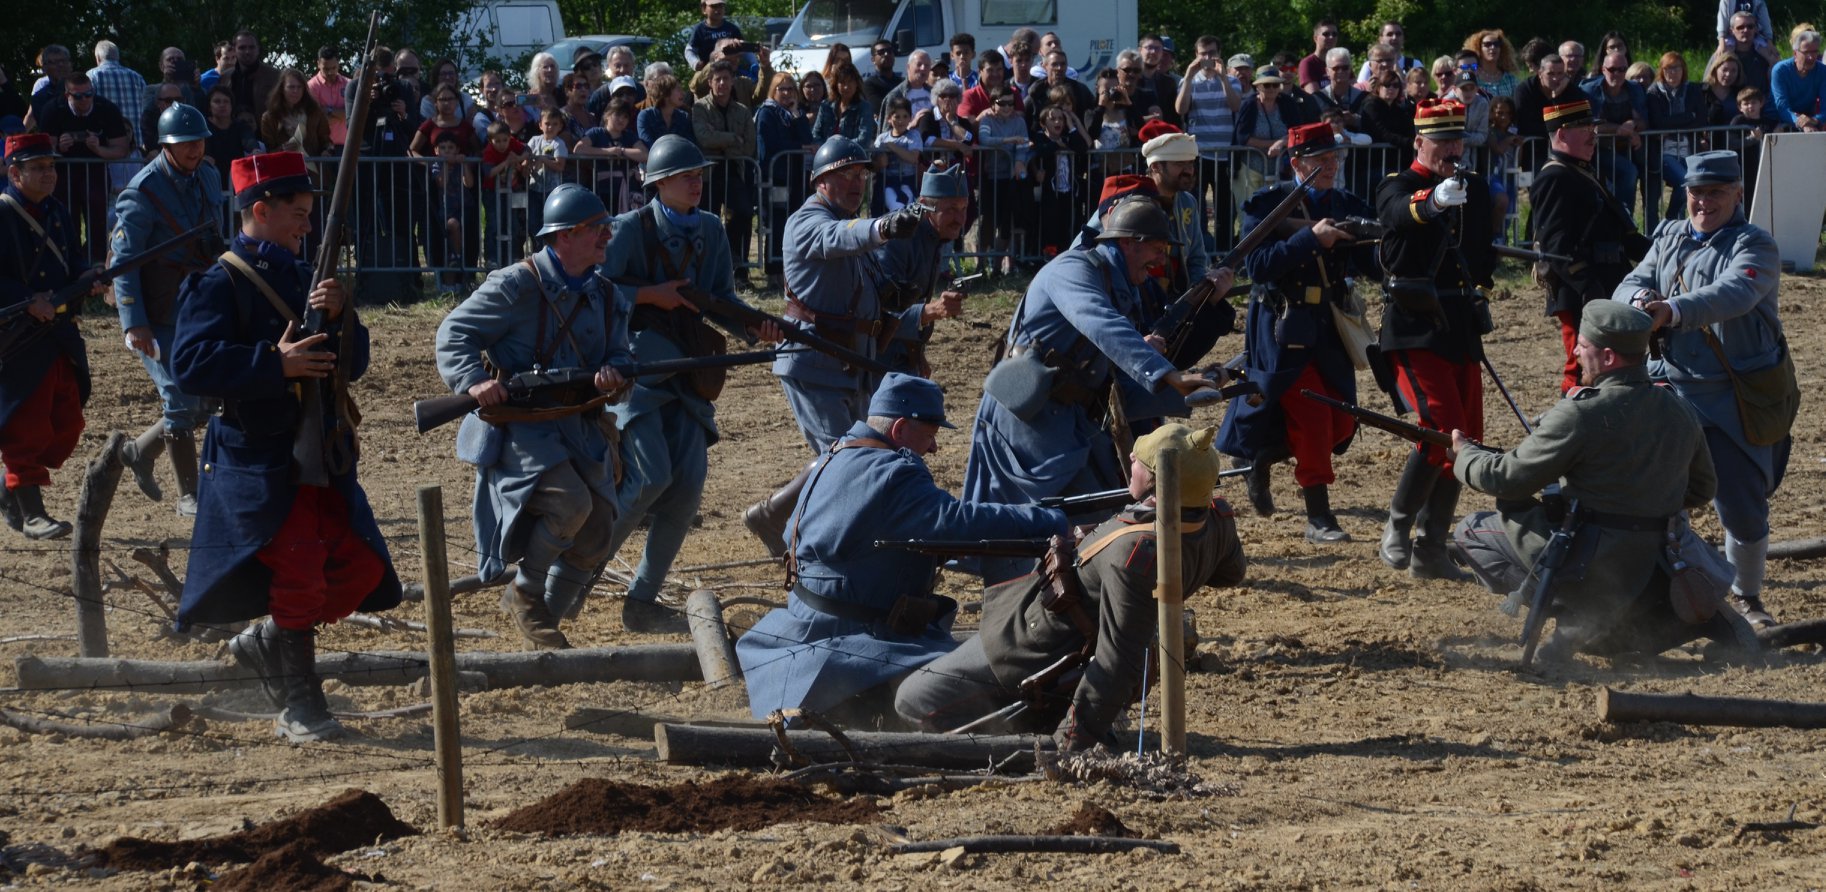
[121,423,166,502]
[500,584,571,649]
[166,430,200,518]
[743,460,815,559]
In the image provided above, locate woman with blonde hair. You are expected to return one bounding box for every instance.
[1462,29,1519,98]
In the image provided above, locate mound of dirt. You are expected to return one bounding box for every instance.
[492,774,880,836]
[213,840,370,892]
[1048,802,1134,838]
[100,789,416,870]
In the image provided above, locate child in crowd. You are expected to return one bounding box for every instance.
[524,108,571,237]
[481,120,528,265]
[429,132,478,291]
[874,97,927,211]
[1486,96,1520,240]
[574,99,646,213]
[1729,87,1786,188]
[1029,104,1089,258]
[976,85,1030,271]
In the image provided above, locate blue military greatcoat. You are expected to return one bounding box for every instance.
[436,247,634,582]
[111,151,226,329]
[0,185,88,428]
[774,193,885,390]
[170,235,400,625]
[869,217,947,375]
[738,421,1066,718]
[1217,183,1379,462]
[962,243,1177,506]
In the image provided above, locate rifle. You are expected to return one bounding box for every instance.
[0,223,216,364]
[1151,178,1312,365]
[621,280,890,376]
[1481,357,1533,434]
[874,538,1053,557]
[1492,244,1575,265]
[1037,466,1256,513]
[1271,215,1387,243]
[413,350,781,433]
[1506,499,1582,666]
[1300,389,1454,449]
[292,10,380,488]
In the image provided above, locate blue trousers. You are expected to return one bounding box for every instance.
[779,376,869,454]
[594,403,711,607]
[1707,427,1790,543]
[137,324,211,433]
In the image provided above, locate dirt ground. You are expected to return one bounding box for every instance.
[3,263,1826,890]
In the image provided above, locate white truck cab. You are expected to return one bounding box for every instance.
[774,0,1136,84]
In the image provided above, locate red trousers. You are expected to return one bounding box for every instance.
[1283,365,1357,487]
[1552,311,1580,394]
[1390,349,1483,470]
[255,485,386,631]
[0,355,85,488]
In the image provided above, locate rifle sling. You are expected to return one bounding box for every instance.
[1,192,68,281]
[784,436,892,588]
[217,250,364,442]
[477,392,616,426]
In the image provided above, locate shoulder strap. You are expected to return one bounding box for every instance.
[217,250,302,325]
[1078,511,1209,562]
[1,192,66,273]
[125,185,212,268]
[783,436,894,587]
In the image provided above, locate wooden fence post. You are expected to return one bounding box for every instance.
[417,485,464,830]
[72,432,128,657]
[1154,447,1186,755]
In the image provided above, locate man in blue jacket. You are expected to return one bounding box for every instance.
[173,151,401,743]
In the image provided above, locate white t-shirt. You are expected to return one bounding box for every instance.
[525,135,570,191]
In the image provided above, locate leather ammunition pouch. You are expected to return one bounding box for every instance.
[792,583,956,638]
[985,343,1101,422]
[1384,276,1442,318]
[632,304,730,401]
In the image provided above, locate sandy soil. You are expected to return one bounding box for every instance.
[3,266,1825,890]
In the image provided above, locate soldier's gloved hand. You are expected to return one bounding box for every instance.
[1430,177,1469,211]
[877,205,925,240]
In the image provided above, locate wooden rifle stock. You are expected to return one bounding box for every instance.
[1300,389,1454,449]
[1152,179,1313,359]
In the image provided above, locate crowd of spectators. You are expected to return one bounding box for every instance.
[5,3,1820,290]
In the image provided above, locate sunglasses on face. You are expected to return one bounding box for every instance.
[1481,40,1501,47]
[1604,67,1626,73]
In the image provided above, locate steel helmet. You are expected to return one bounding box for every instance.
[537,183,609,236]
[642,134,715,183]
[1096,195,1179,244]
[157,103,210,145]
[810,135,870,181]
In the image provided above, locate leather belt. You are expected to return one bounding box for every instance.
[1581,509,1672,532]
[785,297,885,338]
[792,583,890,622]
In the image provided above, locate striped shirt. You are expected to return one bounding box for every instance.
[1183,72,1238,153]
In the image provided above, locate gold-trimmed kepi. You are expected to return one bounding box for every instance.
[1413,98,1467,140]
[1542,99,1594,132]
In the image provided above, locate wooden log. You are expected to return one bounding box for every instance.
[564,708,759,737]
[1154,447,1186,755]
[73,431,129,657]
[888,835,1180,856]
[14,644,702,694]
[128,546,184,599]
[685,589,741,689]
[1597,687,1826,729]
[418,484,465,830]
[0,704,190,739]
[654,723,1046,771]
[1758,618,1826,649]
[192,702,435,723]
[1767,538,1826,560]
[340,613,497,639]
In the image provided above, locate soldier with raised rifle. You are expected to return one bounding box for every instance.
[173,151,402,742]
[736,373,1067,723]
[111,102,227,517]
[594,135,781,633]
[0,134,91,540]
[1450,301,1751,660]
[1373,98,1495,580]
[963,196,1223,583]
[1216,122,1382,542]
[742,135,926,559]
[1527,98,1650,394]
[435,184,631,650]
[870,161,970,377]
[896,423,1245,749]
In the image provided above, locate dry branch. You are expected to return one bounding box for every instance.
[0,704,190,739]
[1597,687,1826,729]
[655,723,1046,771]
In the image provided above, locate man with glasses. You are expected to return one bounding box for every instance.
[1138,35,1182,126]
[0,134,93,541]
[221,30,280,130]
[1557,41,1589,85]
[437,184,631,650]
[1357,22,1423,84]
[111,101,226,517]
[37,73,131,264]
[1771,29,1825,132]
[1113,50,1161,120]
[1718,0,1778,62]
[743,136,926,557]
[1616,150,1789,629]
[1582,51,1647,206]
[1514,54,1579,171]
[1298,19,1342,94]
[862,40,901,108]
[1726,13,1776,94]
[26,45,73,123]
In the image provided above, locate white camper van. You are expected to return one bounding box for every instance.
[453,0,566,76]
[774,0,1137,83]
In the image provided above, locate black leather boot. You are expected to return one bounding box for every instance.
[0,484,20,532]
[274,627,343,743]
[227,618,285,708]
[1411,477,1472,581]
[121,423,166,502]
[166,430,200,518]
[1301,485,1350,543]
[1379,450,1435,570]
[744,460,815,559]
[15,485,71,540]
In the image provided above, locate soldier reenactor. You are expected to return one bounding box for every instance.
[112,102,227,516]
[1452,301,1752,659]
[1373,98,1495,580]
[175,151,402,743]
[742,135,925,558]
[870,161,969,377]
[1527,99,1649,393]
[1615,150,1792,628]
[595,135,780,633]
[896,423,1245,749]
[1216,122,1382,542]
[436,184,632,649]
[0,134,90,540]
[735,373,1067,722]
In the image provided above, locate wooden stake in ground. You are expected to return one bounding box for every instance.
[417,485,464,830]
[1154,447,1186,755]
[1597,687,1826,729]
[685,589,741,688]
[73,431,129,657]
